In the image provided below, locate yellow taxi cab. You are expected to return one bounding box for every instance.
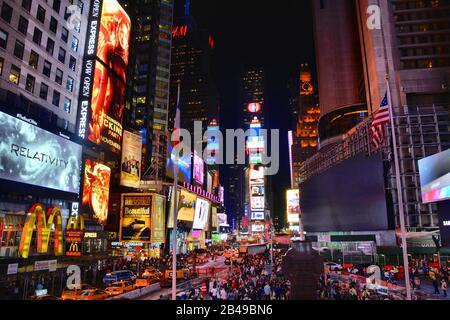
[135,274,161,288]
[76,289,109,300]
[104,281,135,296]
[141,267,163,278]
[61,284,94,300]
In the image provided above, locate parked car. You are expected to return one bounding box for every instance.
[61,284,94,300]
[76,289,109,300]
[102,270,136,286]
[105,281,135,296]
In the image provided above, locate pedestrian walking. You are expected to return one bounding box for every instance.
[442,279,447,297]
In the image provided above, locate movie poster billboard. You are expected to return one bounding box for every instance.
[217,213,227,226]
[120,194,152,242]
[193,198,210,230]
[120,130,142,188]
[167,187,197,227]
[152,194,166,243]
[287,189,300,223]
[82,160,111,225]
[76,0,131,154]
[193,151,204,185]
[0,111,82,194]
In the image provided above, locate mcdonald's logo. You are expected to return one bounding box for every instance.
[68,242,79,252]
[66,240,82,257]
[67,215,84,230]
[18,204,63,259]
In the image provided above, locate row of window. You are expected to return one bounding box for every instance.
[396,22,450,33]
[400,57,450,69]
[0,58,71,113]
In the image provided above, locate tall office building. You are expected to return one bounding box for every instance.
[120,0,173,183]
[288,64,320,187]
[0,0,89,133]
[312,0,368,146]
[169,11,218,141]
[239,67,267,127]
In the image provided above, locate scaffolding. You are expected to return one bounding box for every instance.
[299,104,450,231]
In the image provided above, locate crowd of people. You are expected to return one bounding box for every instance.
[177,250,291,300]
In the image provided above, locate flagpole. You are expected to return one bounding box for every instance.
[386,75,412,300]
[171,81,181,300]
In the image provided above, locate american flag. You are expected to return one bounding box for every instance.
[370,92,390,149]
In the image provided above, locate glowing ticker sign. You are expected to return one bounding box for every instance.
[18,204,63,259]
[172,25,188,37]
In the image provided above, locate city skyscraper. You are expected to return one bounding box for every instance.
[121,0,174,183]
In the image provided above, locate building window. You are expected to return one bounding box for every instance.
[40,83,48,100]
[53,0,61,13]
[64,97,71,113]
[33,27,43,45]
[1,2,13,24]
[18,16,29,35]
[78,1,84,14]
[66,76,74,92]
[71,36,79,51]
[22,0,32,12]
[29,50,39,69]
[46,38,55,56]
[55,68,63,85]
[14,40,25,60]
[50,17,58,33]
[58,47,66,63]
[0,28,8,49]
[43,60,51,77]
[69,55,76,71]
[25,74,35,93]
[9,65,20,85]
[61,27,68,43]
[37,5,46,23]
[52,90,60,107]
[0,57,3,75]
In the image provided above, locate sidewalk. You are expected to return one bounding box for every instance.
[398,277,450,300]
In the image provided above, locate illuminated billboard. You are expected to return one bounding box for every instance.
[166,142,192,183]
[0,111,82,194]
[217,213,227,226]
[193,198,210,230]
[249,153,263,164]
[120,130,142,188]
[251,211,264,221]
[193,151,204,185]
[251,196,265,211]
[252,224,265,233]
[418,148,450,203]
[82,160,111,225]
[206,121,220,165]
[250,184,264,197]
[211,207,218,228]
[152,194,166,243]
[249,166,264,183]
[247,102,261,113]
[167,188,197,228]
[247,136,265,151]
[120,194,152,242]
[287,189,300,223]
[76,0,131,154]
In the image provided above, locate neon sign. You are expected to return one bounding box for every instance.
[18,204,63,259]
[172,25,188,37]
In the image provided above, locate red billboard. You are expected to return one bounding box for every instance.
[76,0,131,154]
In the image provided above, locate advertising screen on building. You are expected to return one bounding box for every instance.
[287,189,300,223]
[193,151,204,185]
[178,189,197,222]
[120,194,152,242]
[82,160,111,225]
[120,130,142,188]
[76,0,131,154]
[251,185,264,197]
[217,213,227,226]
[251,211,264,221]
[206,124,220,165]
[152,194,166,243]
[211,206,218,228]
[65,230,84,257]
[249,166,264,184]
[247,102,261,113]
[247,136,265,151]
[219,186,224,205]
[166,142,192,183]
[193,198,210,230]
[419,148,450,203]
[251,196,265,211]
[0,111,82,194]
[252,224,264,232]
[249,153,263,164]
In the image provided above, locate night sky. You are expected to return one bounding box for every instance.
[174,0,316,226]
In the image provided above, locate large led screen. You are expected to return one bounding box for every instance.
[167,188,197,228]
[0,111,82,194]
[120,130,142,188]
[193,151,204,185]
[166,142,192,183]
[193,198,210,230]
[286,189,300,223]
[217,213,227,226]
[120,194,151,242]
[418,148,450,203]
[82,160,111,225]
[300,153,389,232]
